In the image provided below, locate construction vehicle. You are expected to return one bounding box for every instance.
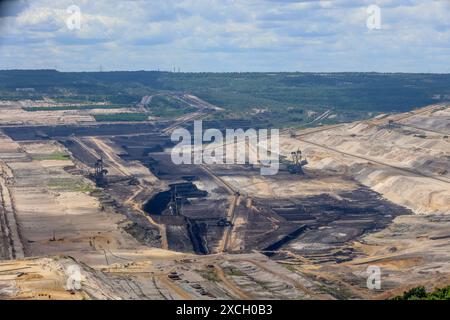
[217,218,233,227]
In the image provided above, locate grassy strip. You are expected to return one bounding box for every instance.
[32,152,71,161]
[147,95,197,118]
[23,104,127,111]
[48,178,96,193]
[224,268,246,277]
[198,269,220,282]
[93,113,150,122]
[151,107,195,118]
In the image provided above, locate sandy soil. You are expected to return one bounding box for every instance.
[0,101,140,126]
[272,104,450,298]
[0,103,449,300]
[279,104,450,215]
[0,135,142,259]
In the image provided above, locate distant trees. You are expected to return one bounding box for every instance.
[392,286,450,300]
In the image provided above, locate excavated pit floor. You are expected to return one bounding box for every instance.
[2,123,414,260]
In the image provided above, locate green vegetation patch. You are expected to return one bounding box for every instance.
[281,264,298,273]
[198,269,220,282]
[23,104,127,111]
[48,177,96,193]
[224,267,246,277]
[147,95,197,118]
[3,70,450,127]
[32,152,71,161]
[93,113,150,122]
[392,286,450,300]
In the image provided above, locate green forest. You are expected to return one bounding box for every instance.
[1,70,449,126]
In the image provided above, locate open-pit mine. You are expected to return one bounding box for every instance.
[0,96,449,300]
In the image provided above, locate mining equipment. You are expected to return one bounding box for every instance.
[388,119,395,129]
[285,149,308,174]
[94,157,108,187]
[171,185,182,216]
[387,119,400,130]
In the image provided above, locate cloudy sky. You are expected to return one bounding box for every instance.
[0,0,449,72]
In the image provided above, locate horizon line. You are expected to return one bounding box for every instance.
[1,69,450,75]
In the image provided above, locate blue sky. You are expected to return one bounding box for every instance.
[0,0,449,72]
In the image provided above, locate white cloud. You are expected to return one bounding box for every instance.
[0,0,449,72]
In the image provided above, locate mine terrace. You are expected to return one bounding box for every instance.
[0,78,449,299]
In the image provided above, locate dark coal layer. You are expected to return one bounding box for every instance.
[2,123,159,141]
